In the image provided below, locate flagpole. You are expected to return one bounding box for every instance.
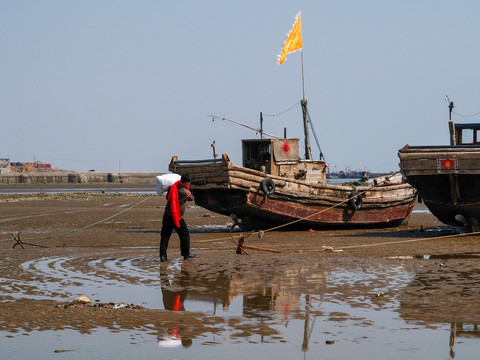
[278,11,312,159]
[300,50,312,159]
[301,50,306,101]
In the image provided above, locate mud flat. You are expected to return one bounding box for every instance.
[1,191,480,359]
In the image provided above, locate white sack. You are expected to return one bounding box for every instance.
[156,173,181,195]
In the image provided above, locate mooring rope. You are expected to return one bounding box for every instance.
[2,194,156,246]
[4,174,473,253]
[333,229,480,251]
[198,174,410,244]
[253,175,406,236]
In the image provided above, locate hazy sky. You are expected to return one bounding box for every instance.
[2,1,480,173]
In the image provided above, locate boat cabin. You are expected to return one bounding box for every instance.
[242,138,327,184]
[454,123,480,145]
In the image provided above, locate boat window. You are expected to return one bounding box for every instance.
[242,141,272,173]
[461,128,475,144]
[454,124,480,145]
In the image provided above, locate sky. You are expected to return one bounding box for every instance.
[2,1,480,173]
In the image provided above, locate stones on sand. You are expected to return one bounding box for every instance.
[64,296,142,310]
[72,296,91,304]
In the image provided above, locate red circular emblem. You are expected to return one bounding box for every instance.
[442,158,454,169]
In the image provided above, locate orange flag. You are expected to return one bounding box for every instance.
[278,12,303,65]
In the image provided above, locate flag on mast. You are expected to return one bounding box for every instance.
[278,11,303,66]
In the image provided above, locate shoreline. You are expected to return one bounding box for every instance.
[0,171,163,185]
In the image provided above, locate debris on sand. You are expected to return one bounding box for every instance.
[72,296,91,304]
[61,297,143,310]
[323,246,343,252]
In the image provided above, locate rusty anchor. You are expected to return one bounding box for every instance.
[229,232,281,255]
[11,232,47,249]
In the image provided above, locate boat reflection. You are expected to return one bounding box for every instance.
[398,262,480,359]
[448,323,480,359]
[157,261,326,352]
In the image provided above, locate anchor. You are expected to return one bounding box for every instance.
[228,232,281,255]
[11,232,48,249]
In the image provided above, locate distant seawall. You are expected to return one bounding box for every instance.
[0,172,164,185]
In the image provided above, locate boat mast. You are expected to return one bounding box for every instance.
[300,50,312,159]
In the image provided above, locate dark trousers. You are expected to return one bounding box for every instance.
[160,213,190,257]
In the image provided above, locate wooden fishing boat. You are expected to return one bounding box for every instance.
[399,101,480,231]
[169,134,416,230]
[168,14,416,230]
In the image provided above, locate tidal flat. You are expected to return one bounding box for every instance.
[0,190,479,359]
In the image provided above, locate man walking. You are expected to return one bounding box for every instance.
[160,174,196,262]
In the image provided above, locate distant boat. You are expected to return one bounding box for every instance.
[398,100,480,232]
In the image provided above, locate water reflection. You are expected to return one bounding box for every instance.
[6,248,480,358]
[398,260,480,359]
[449,323,480,359]
[157,260,327,354]
[158,265,191,348]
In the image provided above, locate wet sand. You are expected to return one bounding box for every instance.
[1,191,480,357]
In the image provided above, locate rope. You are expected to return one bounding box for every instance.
[2,194,156,246]
[263,178,389,233]
[333,230,480,251]
[68,195,154,233]
[3,182,472,253]
[453,110,480,118]
[305,104,325,161]
[262,102,299,117]
[198,175,404,243]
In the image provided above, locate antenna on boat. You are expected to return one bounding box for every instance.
[211,141,217,160]
[445,95,454,121]
[260,112,264,139]
[446,95,456,145]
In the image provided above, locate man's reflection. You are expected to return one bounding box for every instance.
[158,265,192,348]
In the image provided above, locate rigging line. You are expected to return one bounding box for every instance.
[263,102,300,117]
[2,194,156,245]
[196,174,404,243]
[262,181,382,233]
[452,110,480,118]
[208,115,281,139]
[334,229,479,250]
[305,107,325,161]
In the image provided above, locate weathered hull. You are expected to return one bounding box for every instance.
[399,145,480,228]
[194,188,415,229]
[170,156,416,230]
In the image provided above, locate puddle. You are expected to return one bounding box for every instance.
[190,224,237,232]
[412,209,431,214]
[415,253,480,260]
[1,249,480,359]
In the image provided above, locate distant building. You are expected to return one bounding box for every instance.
[35,162,51,169]
[0,158,10,174]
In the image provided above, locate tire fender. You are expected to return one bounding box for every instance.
[261,178,276,197]
[348,189,363,211]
